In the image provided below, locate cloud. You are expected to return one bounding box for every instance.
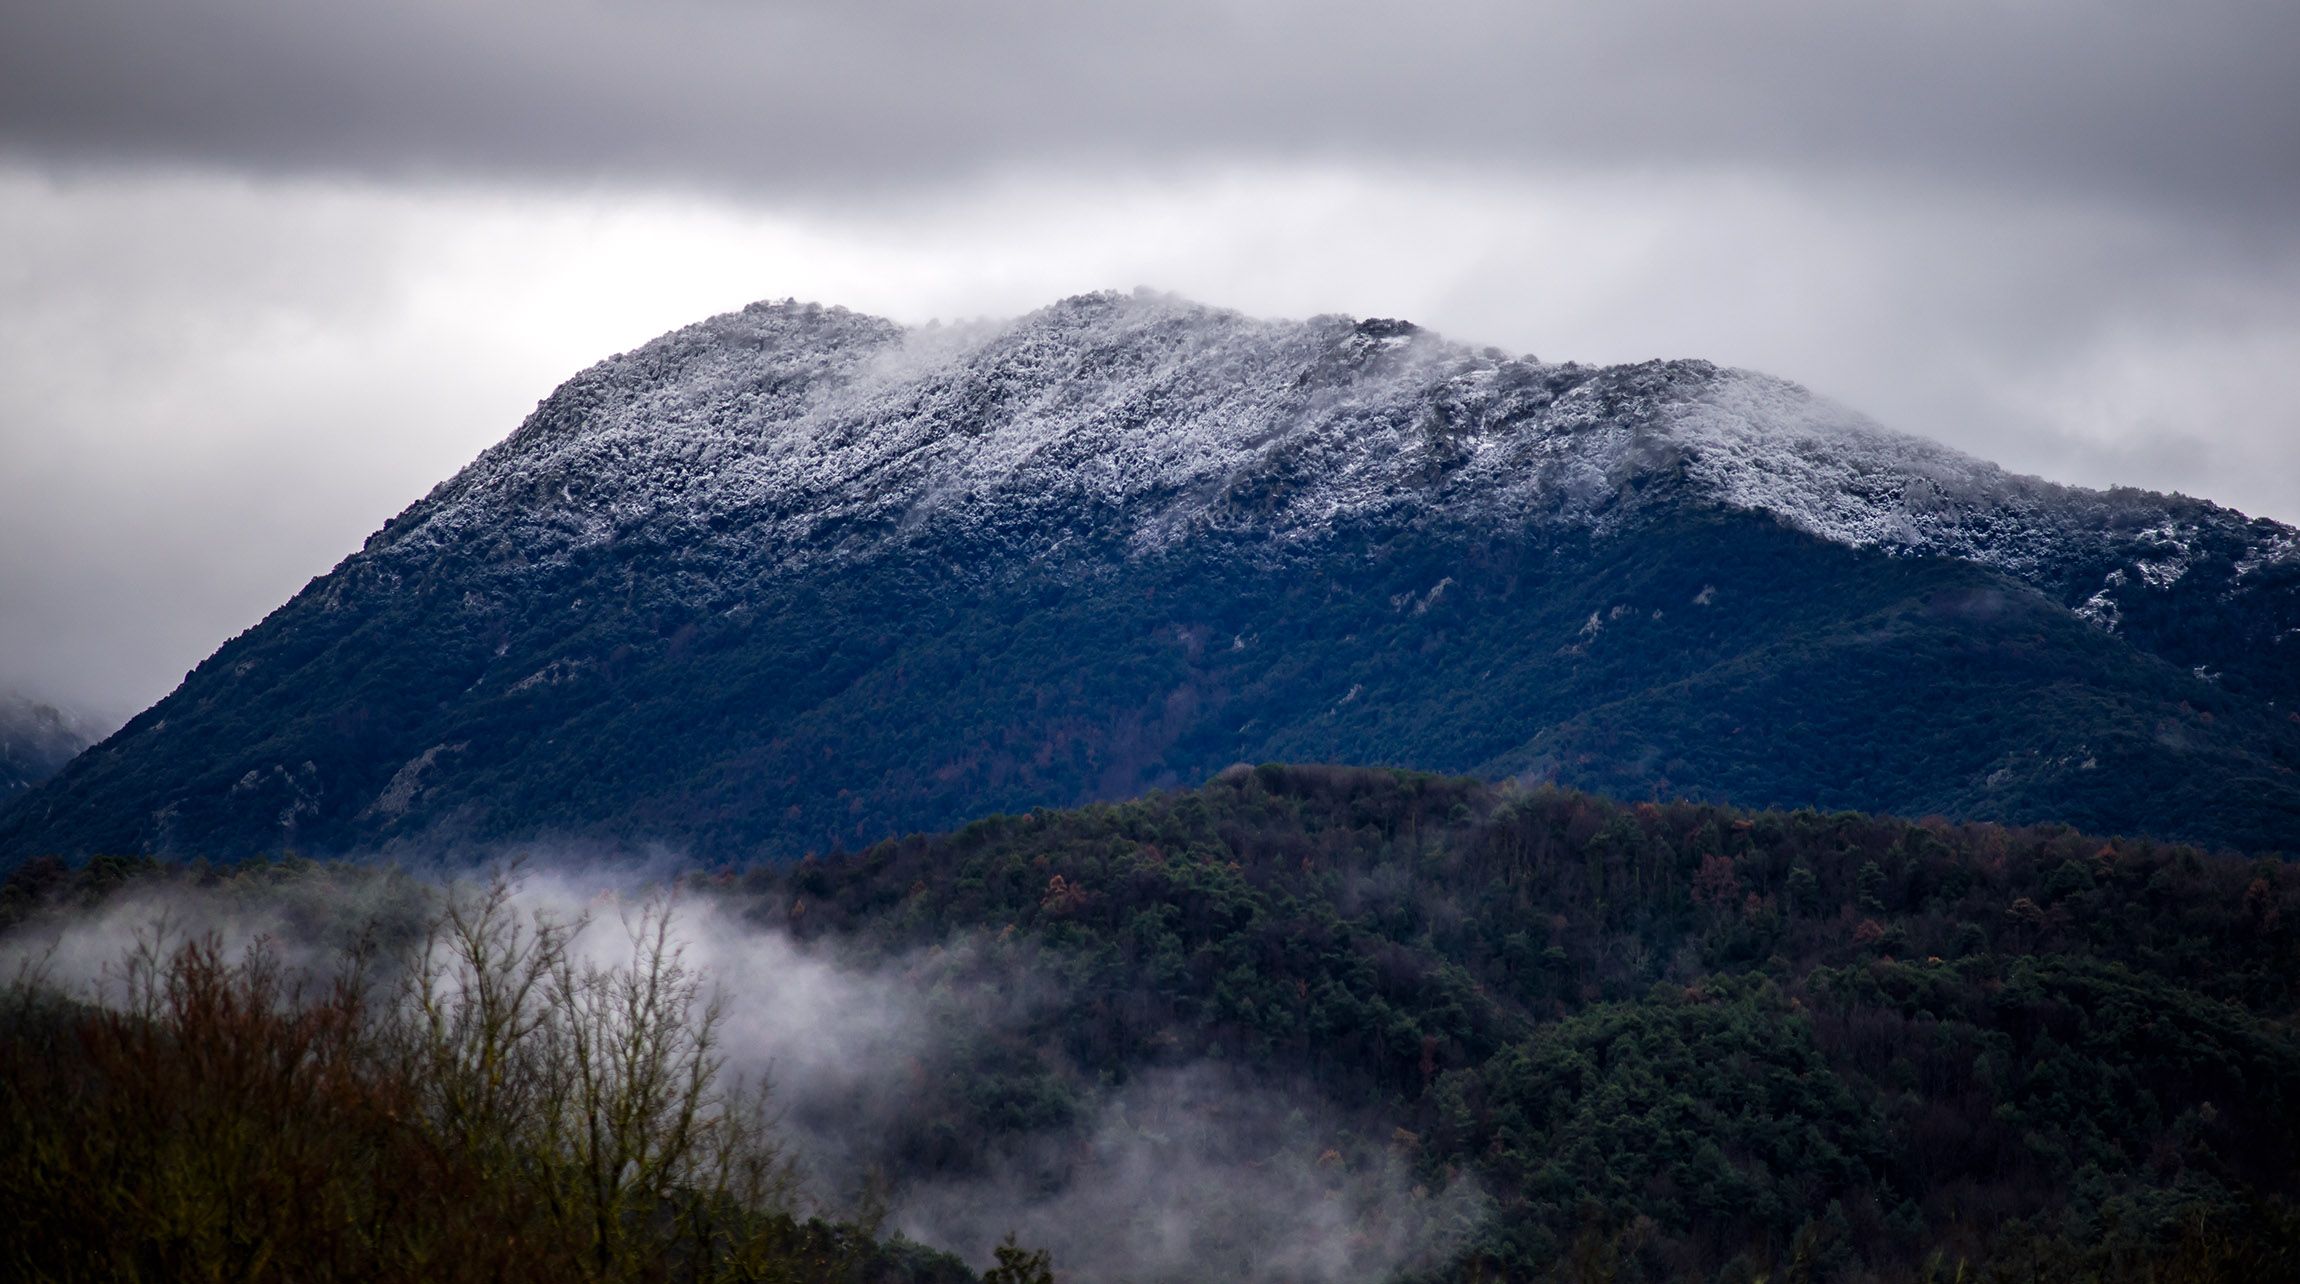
[891,1063,1486,1284]
[0,860,432,995]
[3,2,2295,227]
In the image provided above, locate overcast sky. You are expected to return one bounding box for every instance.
[4,0,2297,720]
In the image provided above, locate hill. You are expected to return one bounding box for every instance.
[4,292,2296,863]
[739,765,2300,1279]
[7,767,2296,1280]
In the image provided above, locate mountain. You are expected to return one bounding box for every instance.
[3,291,2296,863]
[0,694,93,803]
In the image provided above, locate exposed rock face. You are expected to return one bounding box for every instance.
[6,292,2296,863]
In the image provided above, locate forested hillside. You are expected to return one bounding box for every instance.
[7,766,2296,1281]
[747,766,2300,1280]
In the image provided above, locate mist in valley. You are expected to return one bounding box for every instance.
[0,855,1484,1282]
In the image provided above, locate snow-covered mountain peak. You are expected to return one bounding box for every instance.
[369,292,2292,613]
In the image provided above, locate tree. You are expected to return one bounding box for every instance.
[981,1233,1054,1284]
[393,872,798,1282]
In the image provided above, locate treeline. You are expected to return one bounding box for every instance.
[0,872,1041,1284]
[5,767,2299,1281]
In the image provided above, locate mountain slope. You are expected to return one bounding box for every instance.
[4,292,2296,862]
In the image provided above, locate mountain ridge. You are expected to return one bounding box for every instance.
[0,694,95,803]
[373,290,2298,594]
[5,291,2296,862]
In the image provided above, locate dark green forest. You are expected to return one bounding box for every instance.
[6,766,2297,1281]
[11,498,2298,866]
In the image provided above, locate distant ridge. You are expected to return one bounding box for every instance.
[0,694,94,803]
[5,292,2296,862]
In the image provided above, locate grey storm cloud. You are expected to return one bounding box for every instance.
[3,1,2296,224]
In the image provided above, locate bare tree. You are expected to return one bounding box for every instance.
[388,872,798,1282]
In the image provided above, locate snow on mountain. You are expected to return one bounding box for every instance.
[364,289,2290,629]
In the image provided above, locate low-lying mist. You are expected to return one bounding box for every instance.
[0,856,1484,1282]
